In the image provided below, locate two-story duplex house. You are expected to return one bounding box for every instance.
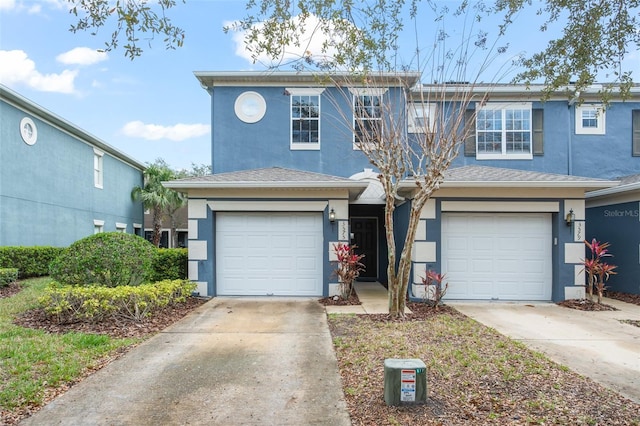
[165,72,637,301]
[0,84,145,247]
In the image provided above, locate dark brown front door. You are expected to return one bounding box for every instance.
[350,217,378,279]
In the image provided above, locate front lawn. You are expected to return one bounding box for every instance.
[0,278,140,423]
[329,308,640,425]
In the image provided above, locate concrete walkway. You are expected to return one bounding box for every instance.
[451,298,640,404]
[22,298,351,426]
[324,281,411,314]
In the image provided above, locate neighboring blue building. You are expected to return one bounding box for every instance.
[586,175,640,295]
[0,85,145,247]
[166,72,639,300]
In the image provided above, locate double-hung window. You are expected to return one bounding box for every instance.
[408,103,437,134]
[93,148,104,188]
[288,88,323,150]
[354,95,383,146]
[476,102,533,159]
[575,104,605,135]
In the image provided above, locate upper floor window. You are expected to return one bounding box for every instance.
[93,148,104,189]
[575,104,605,135]
[116,223,127,233]
[353,94,383,146]
[408,103,437,134]
[93,219,104,234]
[288,88,323,150]
[476,102,533,160]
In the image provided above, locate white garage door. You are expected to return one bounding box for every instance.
[216,212,323,296]
[442,213,552,300]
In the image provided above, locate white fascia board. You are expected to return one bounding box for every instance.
[163,180,369,190]
[586,181,640,198]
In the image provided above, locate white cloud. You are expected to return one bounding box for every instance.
[57,47,108,66]
[0,50,77,94]
[0,0,15,11]
[121,121,211,141]
[226,14,344,67]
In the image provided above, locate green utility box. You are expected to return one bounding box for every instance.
[383,358,427,406]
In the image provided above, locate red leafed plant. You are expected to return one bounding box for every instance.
[583,239,617,304]
[421,269,448,310]
[333,243,365,300]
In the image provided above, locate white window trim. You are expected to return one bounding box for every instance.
[352,93,385,150]
[116,222,127,233]
[288,88,323,151]
[93,219,104,234]
[475,102,533,160]
[575,104,606,135]
[93,148,104,189]
[408,103,437,134]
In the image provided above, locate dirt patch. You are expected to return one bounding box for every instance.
[620,319,640,328]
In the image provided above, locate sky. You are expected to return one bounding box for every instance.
[1,0,635,171]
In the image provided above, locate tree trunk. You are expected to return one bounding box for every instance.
[152,206,163,247]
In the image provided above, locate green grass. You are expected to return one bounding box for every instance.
[0,278,139,413]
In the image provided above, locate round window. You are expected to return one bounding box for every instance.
[20,117,38,145]
[234,91,267,123]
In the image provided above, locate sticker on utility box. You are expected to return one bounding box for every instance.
[400,369,416,402]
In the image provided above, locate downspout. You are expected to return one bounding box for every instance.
[567,91,581,175]
[207,86,214,173]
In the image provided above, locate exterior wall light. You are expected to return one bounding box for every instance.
[329,208,336,223]
[565,208,575,227]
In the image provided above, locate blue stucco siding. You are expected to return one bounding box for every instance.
[0,96,144,247]
[587,201,640,294]
[450,100,640,179]
[572,102,640,179]
[210,85,405,177]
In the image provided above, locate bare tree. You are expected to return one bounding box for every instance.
[327,72,485,317]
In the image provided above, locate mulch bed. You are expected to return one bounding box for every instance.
[13,297,209,339]
[0,281,23,299]
[318,292,361,306]
[557,289,640,311]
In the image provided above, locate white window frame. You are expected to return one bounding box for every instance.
[288,88,324,150]
[116,222,127,233]
[575,104,606,135]
[350,88,388,149]
[475,102,533,160]
[408,103,437,134]
[93,219,104,234]
[93,148,104,189]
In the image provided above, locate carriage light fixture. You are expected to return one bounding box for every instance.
[329,208,336,223]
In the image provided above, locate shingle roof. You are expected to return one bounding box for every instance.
[618,173,640,186]
[167,167,359,184]
[442,165,613,184]
[163,167,369,199]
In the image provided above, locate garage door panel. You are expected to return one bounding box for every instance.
[442,213,552,301]
[216,212,323,296]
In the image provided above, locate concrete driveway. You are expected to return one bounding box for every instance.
[451,298,640,404]
[21,298,351,426]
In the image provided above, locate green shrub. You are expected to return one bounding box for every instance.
[39,280,196,323]
[0,268,19,287]
[49,233,156,287]
[149,248,188,282]
[0,246,64,278]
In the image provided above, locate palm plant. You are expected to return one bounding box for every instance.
[131,164,184,247]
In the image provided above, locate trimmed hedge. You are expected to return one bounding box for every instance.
[40,279,196,323]
[49,233,156,287]
[0,268,19,287]
[0,246,64,278]
[149,248,188,282]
